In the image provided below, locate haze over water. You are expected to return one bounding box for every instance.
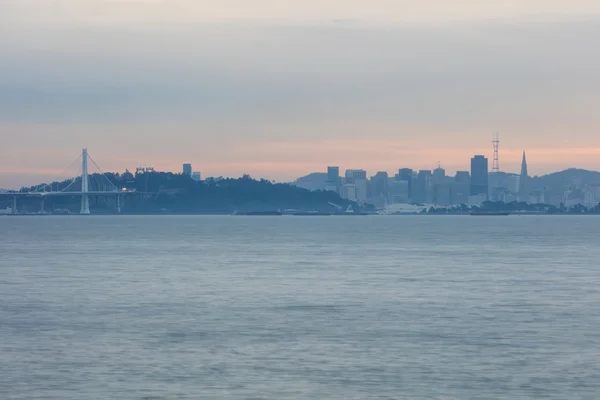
[1,215,600,399]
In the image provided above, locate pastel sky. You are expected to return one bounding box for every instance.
[2,0,600,187]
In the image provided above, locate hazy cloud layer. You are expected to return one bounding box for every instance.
[1,1,600,187]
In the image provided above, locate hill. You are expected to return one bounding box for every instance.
[532,168,600,191]
[293,172,328,191]
[7,172,354,214]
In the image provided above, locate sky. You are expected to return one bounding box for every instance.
[1,0,600,188]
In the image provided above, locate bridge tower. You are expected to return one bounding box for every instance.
[80,148,90,215]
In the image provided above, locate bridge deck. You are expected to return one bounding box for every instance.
[0,191,141,197]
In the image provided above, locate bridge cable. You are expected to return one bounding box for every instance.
[87,153,118,191]
[35,154,82,192]
[59,164,82,193]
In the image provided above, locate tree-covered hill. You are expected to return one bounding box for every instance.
[14,171,354,214]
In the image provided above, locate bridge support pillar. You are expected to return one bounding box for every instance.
[40,197,45,214]
[80,148,90,215]
[80,194,90,215]
[12,196,17,215]
[116,195,121,213]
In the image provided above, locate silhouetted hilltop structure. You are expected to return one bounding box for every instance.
[13,172,355,214]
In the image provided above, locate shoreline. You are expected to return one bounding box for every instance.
[2,212,599,217]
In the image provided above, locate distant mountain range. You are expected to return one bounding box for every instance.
[531,169,600,191]
[293,169,600,192]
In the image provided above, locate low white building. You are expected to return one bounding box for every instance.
[379,203,426,214]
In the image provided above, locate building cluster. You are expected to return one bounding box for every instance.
[182,163,201,182]
[557,179,600,208]
[176,156,600,209]
[325,152,579,208]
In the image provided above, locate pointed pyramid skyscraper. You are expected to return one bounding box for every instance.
[518,151,529,199]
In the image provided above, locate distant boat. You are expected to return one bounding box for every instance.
[470,211,510,216]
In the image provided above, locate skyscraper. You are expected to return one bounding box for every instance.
[518,151,530,201]
[470,155,488,196]
[454,171,471,205]
[326,166,340,193]
[414,170,432,203]
[397,168,413,199]
[327,166,339,184]
[182,163,192,177]
[370,171,389,198]
[345,169,367,184]
[344,170,368,203]
[432,164,446,184]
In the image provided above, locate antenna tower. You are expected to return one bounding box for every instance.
[492,132,500,173]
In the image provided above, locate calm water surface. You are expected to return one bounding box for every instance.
[1,215,600,399]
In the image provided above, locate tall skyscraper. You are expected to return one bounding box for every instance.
[327,166,339,183]
[343,170,368,203]
[454,171,471,205]
[326,166,340,193]
[370,171,389,198]
[345,169,367,184]
[397,168,413,199]
[388,179,409,204]
[432,163,446,184]
[414,170,432,203]
[519,151,530,200]
[434,182,453,206]
[398,168,413,181]
[470,155,488,196]
[182,163,192,177]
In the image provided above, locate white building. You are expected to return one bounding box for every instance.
[341,184,357,201]
[583,185,600,207]
[380,203,425,214]
[192,172,201,182]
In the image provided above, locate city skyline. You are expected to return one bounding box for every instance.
[1,144,600,189]
[2,1,600,187]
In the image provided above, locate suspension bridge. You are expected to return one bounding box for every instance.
[2,149,140,215]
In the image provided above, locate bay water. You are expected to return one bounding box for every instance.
[1,215,600,399]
